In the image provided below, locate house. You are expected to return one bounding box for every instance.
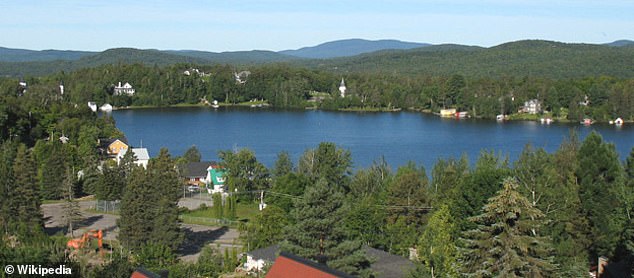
[98,138,129,157]
[245,244,280,272]
[130,267,165,278]
[246,245,415,278]
[266,252,353,278]
[114,82,135,96]
[339,78,347,98]
[182,161,217,185]
[117,148,150,169]
[522,99,542,114]
[440,108,457,118]
[205,165,226,193]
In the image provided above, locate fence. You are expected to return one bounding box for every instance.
[179,215,240,227]
[95,200,121,213]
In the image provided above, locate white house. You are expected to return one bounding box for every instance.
[522,99,542,114]
[339,78,347,98]
[117,148,150,169]
[113,82,135,96]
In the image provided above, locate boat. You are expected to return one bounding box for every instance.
[99,103,113,112]
[455,111,468,119]
[615,117,624,126]
[540,118,553,124]
[581,118,593,126]
[496,114,505,122]
[87,102,97,112]
[211,100,219,109]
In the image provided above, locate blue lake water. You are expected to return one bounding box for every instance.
[112,107,634,170]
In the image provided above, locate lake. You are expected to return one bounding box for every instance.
[112,107,634,170]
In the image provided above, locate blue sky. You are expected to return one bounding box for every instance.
[1,0,632,51]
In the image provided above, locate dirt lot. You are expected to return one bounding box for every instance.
[42,200,240,262]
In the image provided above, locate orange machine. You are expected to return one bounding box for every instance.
[66,229,104,255]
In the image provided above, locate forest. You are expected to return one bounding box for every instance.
[1,75,634,277]
[1,62,633,122]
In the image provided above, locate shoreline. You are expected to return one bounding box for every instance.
[111,104,630,125]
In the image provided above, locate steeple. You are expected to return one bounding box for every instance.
[338,78,347,98]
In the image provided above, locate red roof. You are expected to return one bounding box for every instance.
[266,252,352,278]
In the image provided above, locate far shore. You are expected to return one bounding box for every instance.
[110,103,630,125]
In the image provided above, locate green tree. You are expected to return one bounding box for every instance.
[118,166,153,251]
[577,131,626,259]
[61,167,82,237]
[219,148,269,199]
[282,178,371,276]
[267,172,310,213]
[298,142,352,191]
[460,178,555,277]
[147,148,183,250]
[183,145,202,163]
[416,204,458,278]
[272,151,293,178]
[11,144,44,238]
[241,205,288,250]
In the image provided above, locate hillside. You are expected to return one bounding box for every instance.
[303,40,634,78]
[0,47,95,62]
[279,39,429,59]
[2,40,634,78]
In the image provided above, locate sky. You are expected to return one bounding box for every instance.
[1,0,633,52]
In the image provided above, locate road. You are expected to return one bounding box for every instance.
[42,199,240,262]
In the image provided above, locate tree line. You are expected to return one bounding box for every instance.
[1,63,633,121]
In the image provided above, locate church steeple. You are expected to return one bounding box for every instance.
[338,78,347,98]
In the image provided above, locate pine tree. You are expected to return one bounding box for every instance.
[460,178,555,277]
[61,167,82,237]
[12,144,44,238]
[577,131,626,259]
[0,140,18,235]
[272,151,293,178]
[118,166,153,251]
[282,178,371,276]
[147,148,183,250]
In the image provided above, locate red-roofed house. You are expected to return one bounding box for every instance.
[266,252,353,278]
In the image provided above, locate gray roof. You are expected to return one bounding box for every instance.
[247,244,280,262]
[364,246,415,278]
[247,244,415,278]
[182,161,216,178]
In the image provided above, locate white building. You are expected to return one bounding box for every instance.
[522,99,542,114]
[117,148,150,169]
[339,78,347,98]
[113,82,135,96]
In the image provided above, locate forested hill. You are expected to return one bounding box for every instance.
[306,40,634,79]
[2,40,634,78]
[0,48,298,77]
[0,47,95,62]
[279,39,430,58]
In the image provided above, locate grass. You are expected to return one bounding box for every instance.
[181,201,261,227]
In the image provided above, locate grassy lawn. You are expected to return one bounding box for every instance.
[181,201,261,227]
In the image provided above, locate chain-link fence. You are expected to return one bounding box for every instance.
[95,200,120,213]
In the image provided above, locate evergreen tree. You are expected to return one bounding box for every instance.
[241,205,289,250]
[577,131,626,259]
[61,167,82,237]
[416,204,458,278]
[183,145,201,163]
[12,144,44,238]
[39,141,67,200]
[118,166,153,251]
[0,140,18,235]
[272,151,293,178]
[460,178,555,277]
[282,178,371,276]
[147,148,183,250]
[297,142,352,192]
